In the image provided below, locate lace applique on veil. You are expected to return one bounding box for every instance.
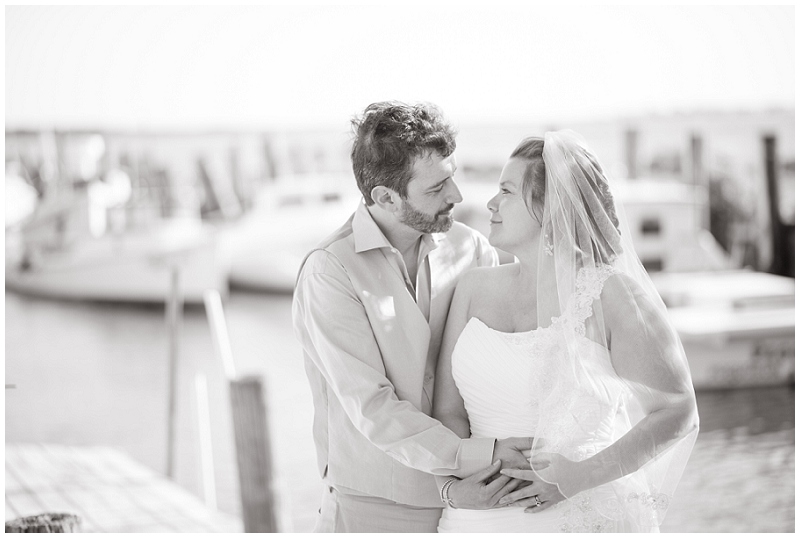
[500,263,618,345]
[484,276,677,531]
[513,130,696,532]
[568,264,618,332]
[528,265,671,532]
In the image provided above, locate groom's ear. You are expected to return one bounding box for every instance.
[371,186,400,213]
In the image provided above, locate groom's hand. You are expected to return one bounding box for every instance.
[446,460,525,510]
[493,437,534,470]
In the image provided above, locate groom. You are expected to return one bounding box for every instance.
[292,101,533,532]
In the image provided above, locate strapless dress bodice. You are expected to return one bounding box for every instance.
[451,316,619,444]
[439,265,668,533]
[439,317,628,533]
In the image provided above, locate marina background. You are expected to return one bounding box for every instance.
[5,5,795,533]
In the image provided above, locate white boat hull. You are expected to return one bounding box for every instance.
[223,177,360,292]
[6,224,229,304]
[656,271,795,389]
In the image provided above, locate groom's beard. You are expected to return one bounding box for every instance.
[399,199,455,233]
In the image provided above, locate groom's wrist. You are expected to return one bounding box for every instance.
[454,437,496,477]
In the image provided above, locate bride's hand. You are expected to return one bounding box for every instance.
[446,461,525,510]
[497,467,567,513]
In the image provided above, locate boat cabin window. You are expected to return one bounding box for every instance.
[642,258,663,272]
[641,218,661,236]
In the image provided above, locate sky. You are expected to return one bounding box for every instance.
[5,4,795,130]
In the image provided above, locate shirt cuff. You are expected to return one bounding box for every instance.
[453,437,496,478]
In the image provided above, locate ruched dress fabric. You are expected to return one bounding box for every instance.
[438,268,658,533]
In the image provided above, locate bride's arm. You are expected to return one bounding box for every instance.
[432,269,534,509]
[432,271,473,441]
[432,271,475,498]
[509,274,699,500]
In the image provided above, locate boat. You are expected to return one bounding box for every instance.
[5,166,39,229]
[6,221,227,305]
[651,270,794,390]
[221,174,361,292]
[5,172,229,305]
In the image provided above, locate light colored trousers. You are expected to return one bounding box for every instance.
[314,486,443,533]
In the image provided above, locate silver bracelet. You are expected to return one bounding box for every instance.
[440,477,456,504]
[441,477,458,508]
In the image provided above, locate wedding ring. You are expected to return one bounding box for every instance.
[534,495,542,507]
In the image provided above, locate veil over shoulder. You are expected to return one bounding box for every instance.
[528,130,699,531]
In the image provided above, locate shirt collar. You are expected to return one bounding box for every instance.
[353,201,443,255]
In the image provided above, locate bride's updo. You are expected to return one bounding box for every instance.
[509,137,546,222]
[510,136,622,263]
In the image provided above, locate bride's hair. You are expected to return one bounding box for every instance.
[511,135,622,263]
[509,137,546,223]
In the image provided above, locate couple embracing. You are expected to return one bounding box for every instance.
[292,101,699,533]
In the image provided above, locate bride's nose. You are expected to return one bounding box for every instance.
[487,192,500,213]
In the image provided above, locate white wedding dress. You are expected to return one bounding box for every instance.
[438,266,659,533]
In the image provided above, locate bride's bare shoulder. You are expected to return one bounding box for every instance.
[600,271,661,324]
[602,270,650,298]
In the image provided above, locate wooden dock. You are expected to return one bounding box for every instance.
[5,443,242,533]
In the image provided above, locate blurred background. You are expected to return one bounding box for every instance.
[5,5,794,533]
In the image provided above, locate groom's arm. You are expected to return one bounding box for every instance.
[293,250,493,478]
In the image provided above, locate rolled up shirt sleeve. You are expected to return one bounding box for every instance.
[293,249,494,478]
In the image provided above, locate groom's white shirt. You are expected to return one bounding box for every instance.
[293,201,498,507]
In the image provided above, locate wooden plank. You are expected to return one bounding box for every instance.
[4,446,36,487]
[13,444,66,490]
[5,442,242,533]
[229,376,278,532]
[25,489,79,516]
[5,496,21,520]
[42,488,101,532]
[37,445,103,489]
[4,491,46,519]
[5,464,24,494]
[4,512,82,532]
[204,290,279,531]
[22,446,92,491]
[68,446,142,484]
[58,488,118,531]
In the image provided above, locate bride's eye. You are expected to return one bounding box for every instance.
[501,188,511,195]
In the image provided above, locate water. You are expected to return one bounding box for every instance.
[4,289,794,532]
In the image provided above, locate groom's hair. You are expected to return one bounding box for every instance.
[350,101,457,206]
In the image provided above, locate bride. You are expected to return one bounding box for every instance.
[433,131,699,532]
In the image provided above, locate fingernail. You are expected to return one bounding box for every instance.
[493,460,501,466]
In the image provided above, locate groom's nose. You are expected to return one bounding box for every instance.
[445,178,463,205]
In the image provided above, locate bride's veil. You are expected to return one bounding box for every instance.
[528,130,698,530]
